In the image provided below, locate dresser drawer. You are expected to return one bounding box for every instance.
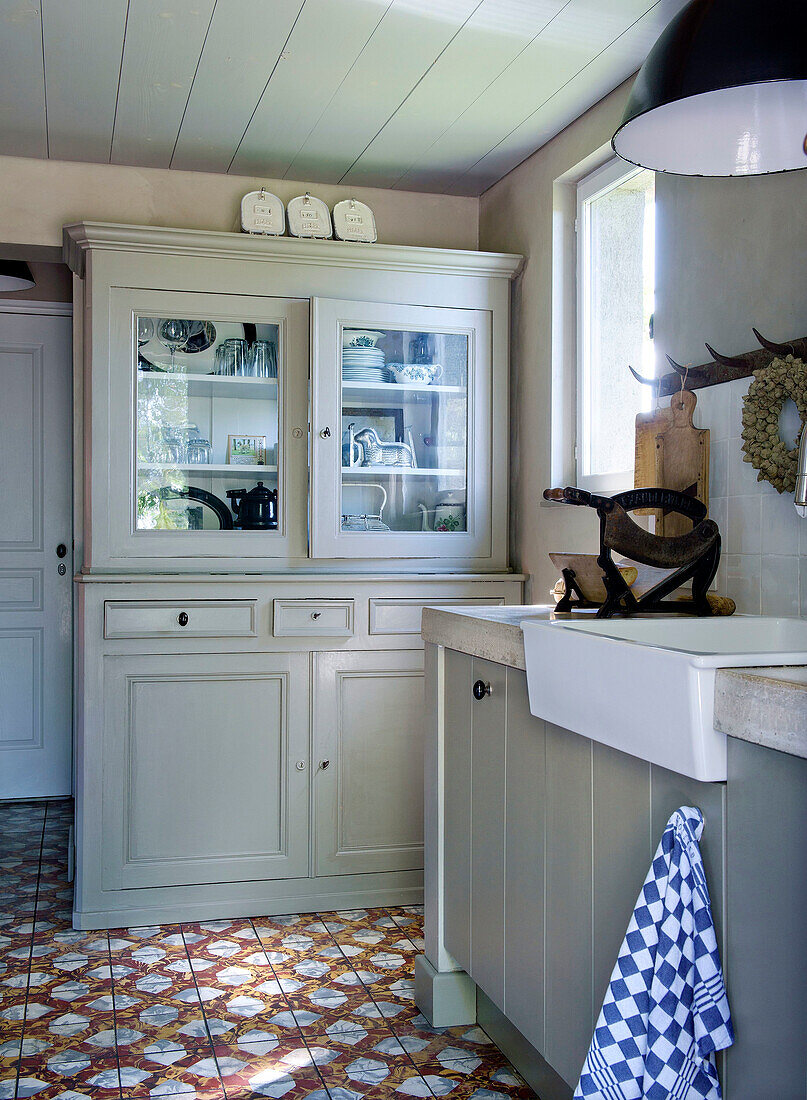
[273,599,354,638]
[369,596,506,636]
[104,600,257,640]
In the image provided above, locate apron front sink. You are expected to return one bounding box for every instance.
[520,615,807,782]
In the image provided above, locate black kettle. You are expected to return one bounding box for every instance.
[226,481,278,529]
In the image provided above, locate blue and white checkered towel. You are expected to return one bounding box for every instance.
[575,806,733,1100]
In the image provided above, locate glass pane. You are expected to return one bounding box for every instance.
[340,327,468,534]
[135,316,280,533]
[581,167,655,478]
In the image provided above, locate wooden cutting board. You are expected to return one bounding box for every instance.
[634,389,709,536]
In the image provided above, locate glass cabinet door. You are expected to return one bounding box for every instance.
[107,290,308,564]
[311,299,493,560]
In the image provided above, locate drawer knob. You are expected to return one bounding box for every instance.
[311,611,322,620]
[473,679,492,700]
[177,612,189,627]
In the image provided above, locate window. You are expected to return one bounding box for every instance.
[576,159,655,491]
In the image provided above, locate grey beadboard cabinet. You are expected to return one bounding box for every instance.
[421,644,807,1100]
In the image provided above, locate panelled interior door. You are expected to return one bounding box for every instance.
[313,649,425,876]
[0,309,72,798]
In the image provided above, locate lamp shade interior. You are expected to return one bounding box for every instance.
[0,260,36,292]
[614,79,807,176]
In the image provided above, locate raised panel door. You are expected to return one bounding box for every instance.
[0,311,72,798]
[314,649,425,876]
[101,651,309,889]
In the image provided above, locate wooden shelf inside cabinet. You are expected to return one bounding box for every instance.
[138,463,278,477]
[342,466,464,478]
[137,370,278,400]
[341,380,465,404]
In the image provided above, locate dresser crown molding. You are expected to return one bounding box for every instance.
[63,222,524,281]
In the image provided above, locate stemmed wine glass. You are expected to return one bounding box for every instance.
[158,319,190,372]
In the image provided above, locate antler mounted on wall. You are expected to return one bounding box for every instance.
[628,330,807,397]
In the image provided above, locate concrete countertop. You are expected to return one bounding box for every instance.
[422,605,807,761]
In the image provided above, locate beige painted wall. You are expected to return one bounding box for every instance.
[0,155,479,256]
[480,77,807,610]
[479,81,632,600]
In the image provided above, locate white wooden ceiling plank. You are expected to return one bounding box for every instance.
[111,0,217,169]
[0,0,47,158]
[394,0,657,192]
[283,0,482,185]
[171,0,304,174]
[42,0,128,163]
[449,0,687,194]
[342,0,567,189]
[228,0,394,180]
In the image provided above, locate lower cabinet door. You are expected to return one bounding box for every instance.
[101,651,310,889]
[469,656,508,1009]
[443,649,473,972]
[313,649,425,876]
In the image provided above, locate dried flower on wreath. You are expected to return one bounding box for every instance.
[740,354,807,493]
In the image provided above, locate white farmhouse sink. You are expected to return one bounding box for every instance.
[520,616,807,782]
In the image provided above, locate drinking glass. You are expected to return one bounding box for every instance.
[137,316,155,346]
[249,340,277,378]
[158,319,190,371]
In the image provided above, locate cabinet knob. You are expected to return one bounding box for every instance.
[473,679,492,700]
[177,612,189,627]
[319,427,331,439]
[56,543,68,558]
[319,760,330,770]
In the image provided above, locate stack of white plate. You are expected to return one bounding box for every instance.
[342,345,390,383]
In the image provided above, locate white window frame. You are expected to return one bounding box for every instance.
[575,156,651,494]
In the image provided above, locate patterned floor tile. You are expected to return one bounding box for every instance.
[387,1022,498,1066]
[316,1049,434,1099]
[115,1046,226,1099]
[0,1051,123,1098]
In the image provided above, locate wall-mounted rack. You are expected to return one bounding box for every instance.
[629,329,807,397]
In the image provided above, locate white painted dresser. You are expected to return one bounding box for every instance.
[64,223,524,928]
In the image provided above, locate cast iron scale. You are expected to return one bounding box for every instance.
[544,486,721,618]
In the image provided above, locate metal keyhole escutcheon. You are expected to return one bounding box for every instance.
[319,427,331,438]
[319,760,330,770]
[473,680,492,700]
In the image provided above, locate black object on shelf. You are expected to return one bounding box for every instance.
[543,486,720,618]
[227,481,278,529]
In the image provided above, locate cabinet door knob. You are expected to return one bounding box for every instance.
[56,543,67,558]
[177,612,189,627]
[319,427,331,439]
[473,679,492,700]
[319,760,330,770]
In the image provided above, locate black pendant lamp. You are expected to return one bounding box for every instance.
[0,261,35,292]
[612,0,807,176]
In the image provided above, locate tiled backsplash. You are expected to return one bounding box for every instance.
[694,378,807,617]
